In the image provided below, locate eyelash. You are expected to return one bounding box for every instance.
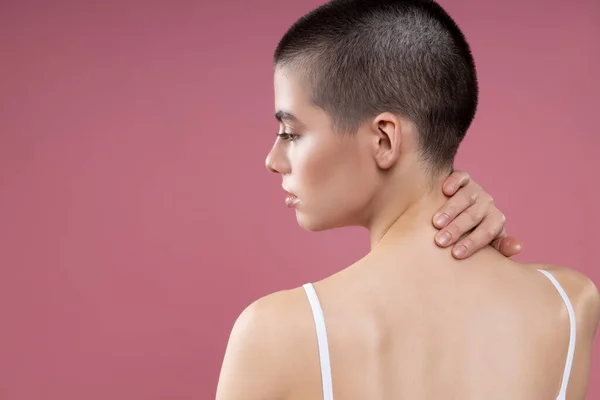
[277,132,300,142]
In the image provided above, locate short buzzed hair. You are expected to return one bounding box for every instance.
[274,0,478,172]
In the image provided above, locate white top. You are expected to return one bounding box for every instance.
[302,269,577,400]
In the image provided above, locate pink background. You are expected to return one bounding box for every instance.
[1,0,598,398]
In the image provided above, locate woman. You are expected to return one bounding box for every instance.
[217,0,600,398]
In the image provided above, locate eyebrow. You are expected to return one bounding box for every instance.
[275,110,299,123]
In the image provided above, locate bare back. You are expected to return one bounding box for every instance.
[284,247,599,400]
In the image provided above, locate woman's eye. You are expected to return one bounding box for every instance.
[277,132,300,142]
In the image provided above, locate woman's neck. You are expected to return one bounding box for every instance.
[367,173,449,250]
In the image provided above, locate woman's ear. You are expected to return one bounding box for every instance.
[372,112,404,170]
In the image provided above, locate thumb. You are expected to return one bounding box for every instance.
[493,236,523,258]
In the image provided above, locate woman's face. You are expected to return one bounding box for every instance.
[265,67,380,231]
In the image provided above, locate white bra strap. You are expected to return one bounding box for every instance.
[303,283,334,400]
[537,269,577,400]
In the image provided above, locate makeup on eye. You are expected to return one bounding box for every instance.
[277,132,300,141]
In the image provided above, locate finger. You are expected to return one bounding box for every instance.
[450,213,505,259]
[433,185,479,229]
[435,202,487,247]
[442,170,471,196]
[492,236,523,257]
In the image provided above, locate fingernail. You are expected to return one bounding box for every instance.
[435,213,449,227]
[516,243,523,251]
[437,232,452,246]
[453,245,467,258]
[444,184,457,193]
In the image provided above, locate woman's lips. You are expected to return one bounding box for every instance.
[282,186,299,208]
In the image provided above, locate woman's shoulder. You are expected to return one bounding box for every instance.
[524,262,600,331]
[525,263,598,299]
[217,285,323,399]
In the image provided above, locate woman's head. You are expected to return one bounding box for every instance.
[266,0,478,231]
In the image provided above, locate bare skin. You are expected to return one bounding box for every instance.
[216,67,600,399]
[431,170,522,260]
[219,236,600,399]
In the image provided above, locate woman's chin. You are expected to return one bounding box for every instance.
[295,210,339,232]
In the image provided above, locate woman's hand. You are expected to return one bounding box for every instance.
[433,170,523,259]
